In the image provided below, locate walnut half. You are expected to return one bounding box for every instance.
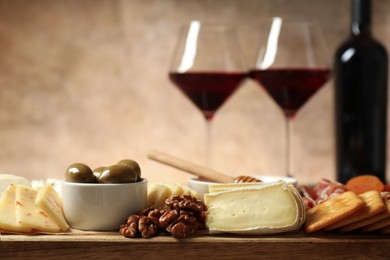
[119,195,208,239]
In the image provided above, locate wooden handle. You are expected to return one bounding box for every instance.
[147,150,234,183]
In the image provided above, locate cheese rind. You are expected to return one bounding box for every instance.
[208,182,265,193]
[0,184,32,233]
[15,185,60,232]
[204,182,305,235]
[35,184,69,231]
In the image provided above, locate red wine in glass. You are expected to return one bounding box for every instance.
[169,22,246,166]
[250,18,331,178]
[169,71,247,121]
[249,68,331,118]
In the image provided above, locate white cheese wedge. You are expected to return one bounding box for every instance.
[147,182,199,208]
[0,174,30,197]
[147,183,173,208]
[31,178,62,196]
[15,185,60,232]
[0,184,32,233]
[35,183,69,231]
[163,183,185,197]
[164,183,198,197]
[204,182,305,235]
[180,183,199,198]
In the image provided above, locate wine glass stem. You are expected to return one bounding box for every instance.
[205,120,212,167]
[286,116,294,177]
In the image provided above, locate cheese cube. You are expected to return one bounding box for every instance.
[15,185,60,232]
[35,184,69,231]
[204,182,305,235]
[0,184,32,233]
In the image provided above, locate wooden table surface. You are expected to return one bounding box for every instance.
[1,231,390,259]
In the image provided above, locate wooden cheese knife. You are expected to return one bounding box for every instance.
[147,149,260,183]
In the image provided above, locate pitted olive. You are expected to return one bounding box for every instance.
[65,163,95,183]
[93,166,106,181]
[98,164,138,183]
[117,159,141,181]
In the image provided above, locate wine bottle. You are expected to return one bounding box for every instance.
[335,0,388,184]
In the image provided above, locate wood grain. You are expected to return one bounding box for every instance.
[2,232,390,259]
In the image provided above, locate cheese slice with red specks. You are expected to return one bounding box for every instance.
[35,184,69,231]
[0,174,30,196]
[0,184,32,233]
[15,185,60,232]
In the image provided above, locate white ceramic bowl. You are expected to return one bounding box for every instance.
[61,179,147,231]
[188,179,217,200]
[189,176,297,200]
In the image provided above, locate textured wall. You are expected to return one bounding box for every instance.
[0,0,389,184]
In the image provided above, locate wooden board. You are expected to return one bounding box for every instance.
[1,232,390,259]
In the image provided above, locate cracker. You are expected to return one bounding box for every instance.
[304,191,365,233]
[361,199,390,232]
[362,217,390,232]
[325,190,386,231]
[350,210,390,232]
[363,196,390,232]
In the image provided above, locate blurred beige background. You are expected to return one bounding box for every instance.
[0,0,389,185]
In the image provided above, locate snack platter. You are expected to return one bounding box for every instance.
[2,231,390,259]
[3,158,390,259]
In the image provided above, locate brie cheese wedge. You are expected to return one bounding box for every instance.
[204,182,305,235]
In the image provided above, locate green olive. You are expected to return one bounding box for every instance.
[117,159,141,181]
[93,166,106,181]
[65,163,95,183]
[98,164,138,183]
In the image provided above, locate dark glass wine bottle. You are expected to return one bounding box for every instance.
[335,0,388,184]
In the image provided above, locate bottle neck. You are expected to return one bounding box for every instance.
[351,0,371,37]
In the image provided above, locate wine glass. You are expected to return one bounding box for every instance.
[249,17,331,177]
[169,21,247,166]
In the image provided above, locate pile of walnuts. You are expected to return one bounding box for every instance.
[119,195,207,238]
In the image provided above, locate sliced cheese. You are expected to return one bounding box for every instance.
[204,182,305,235]
[31,178,62,196]
[208,182,267,193]
[15,185,60,232]
[147,182,200,208]
[180,183,199,198]
[35,183,69,231]
[163,183,185,197]
[147,183,172,208]
[0,174,30,197]
[162,182,199,198]
[0,184,32,233]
